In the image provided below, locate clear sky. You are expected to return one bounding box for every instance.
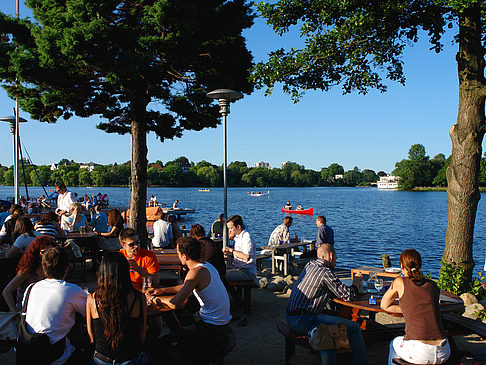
[0,2,472,174]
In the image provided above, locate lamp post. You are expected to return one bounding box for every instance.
[206,89,243,249]
[0,115,27,203]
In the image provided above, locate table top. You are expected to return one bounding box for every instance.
[66,231,96,239]
[263,240,316,250]
[333,290,464,316]
[155,251,182,266]
[351,266,401,278]
[147,294,178,315]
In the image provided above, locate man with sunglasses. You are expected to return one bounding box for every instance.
[119,228,159,291]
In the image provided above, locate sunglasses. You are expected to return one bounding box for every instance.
[126,240,140,248]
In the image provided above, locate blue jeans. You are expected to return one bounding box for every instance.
[91,351,148,365]
[286,313,368,365]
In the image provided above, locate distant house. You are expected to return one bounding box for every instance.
[334,174,344,180]
[79,162,98,172]
[281,161,295,169]
[255,161,270,169]
[179,163,191,173]
[50,163,58,171]
[149,163,164,171]
[377,175,399,189]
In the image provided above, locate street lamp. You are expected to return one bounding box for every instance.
[206,89,243,249]
[0,115,27,203]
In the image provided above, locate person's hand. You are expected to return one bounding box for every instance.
[127,258,144,274]
[352,273,364,290]
[147,287,166,296]
[223,247,233,254]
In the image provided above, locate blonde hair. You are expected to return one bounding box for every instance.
[70,202,83,214]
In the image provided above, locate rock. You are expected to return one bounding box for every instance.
[267,276,287,292]
[260,269,272,278]
[284,275,294,285]
[258,277,269,289]
[460,293,478,306]
[463,303,484,320]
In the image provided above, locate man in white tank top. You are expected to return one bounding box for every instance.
[147,237,233,362]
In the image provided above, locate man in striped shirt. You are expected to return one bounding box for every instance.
[286,243,368,365]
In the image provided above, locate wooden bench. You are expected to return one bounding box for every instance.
[255,253,271,271]
[442,312,486,339]
[229,280,258,314]
[276,320,351,365]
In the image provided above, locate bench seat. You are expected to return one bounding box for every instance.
[229,280,258,314]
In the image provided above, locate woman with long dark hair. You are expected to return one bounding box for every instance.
[87,252,147,365]
[96,209,125,238]
[5,217,42,258]
[2,235,56,311]
[381,249,450,364]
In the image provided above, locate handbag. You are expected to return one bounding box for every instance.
[16,283,65,365]
[0,312,18,341]
[308,323,351,351]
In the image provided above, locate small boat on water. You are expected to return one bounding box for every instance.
[282,207,314,215]
[198,188,210,192]
[248,190,269,197]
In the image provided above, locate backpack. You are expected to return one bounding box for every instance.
[16,283,65,365]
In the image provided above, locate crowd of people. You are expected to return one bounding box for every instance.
[0,185,451,365]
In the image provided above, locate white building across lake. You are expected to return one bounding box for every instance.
[377,175,399,189]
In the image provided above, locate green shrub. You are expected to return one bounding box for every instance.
[436,260,485,299]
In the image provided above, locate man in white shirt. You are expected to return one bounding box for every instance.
[152,211,173,248]
[223,214,256,282]
[21,246,88,365]
[55,182,77,217]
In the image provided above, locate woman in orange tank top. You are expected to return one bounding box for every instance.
[380,249,450,364]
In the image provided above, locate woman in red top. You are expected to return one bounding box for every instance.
[381,249,450,364]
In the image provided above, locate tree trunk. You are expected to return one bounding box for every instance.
[443,3,486,286]
[130,112,148,247]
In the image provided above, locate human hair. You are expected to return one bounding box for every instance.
[119,227,138,244]
[16,235,56,275]
[177,236,201,261]
[70,202,83,214]
[14,217,36,238]
[167,215,176,223]
[283,216,293,226]
[399,249,424,281]
[316,216,326,225]
[219,213,224,220]
[55,182,66,190]
[38,211,58,225]
[189,224,206,239]
[227,214,244,229]
[42,246,69,279]
[155,211,166,220]
[107,209,124,227]
[11,207,24,219]
[9,203,21,214]
[94,252,133,352]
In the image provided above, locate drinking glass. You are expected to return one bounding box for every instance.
[368,272,377,293]
[374,278,384,294]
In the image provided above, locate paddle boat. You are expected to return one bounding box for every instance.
[198,188,210,192]
[281,207,314,215]
[248,190,269,197]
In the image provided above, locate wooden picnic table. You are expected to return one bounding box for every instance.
[351,266,401,280]
[334,290,464,330]
[154,250,182,272]
[265,240,316,276]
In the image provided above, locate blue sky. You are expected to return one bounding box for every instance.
[0,2,469,174]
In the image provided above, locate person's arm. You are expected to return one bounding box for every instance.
[380,277,403,314]
[147,284,183,297]
[5,245,21,258]
[223,246,250,261]
[283,227,290,243]
[99,225,117,237]
[321,268,359,301]
[86,294,95,343]
[150,268,201,309]
[2,274,27,312]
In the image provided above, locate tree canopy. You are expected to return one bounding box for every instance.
[0,0,254,242]
[253,0,486,284]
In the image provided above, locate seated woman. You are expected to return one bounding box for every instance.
[2,235,57,312]
[87,251,148,365]
[0,207,24,245]
[380,249,450,365]
[34,211,66,239]
[5,217,42,258]
[96,209,124,238]
[62,203,92,233]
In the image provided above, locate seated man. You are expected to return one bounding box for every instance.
[90,203,108,234]
[268,216,293,247]
[223,214,256,283]
[119,228,159,291]
[284,201,293,210]
[21,247,88,365]
[286,243,367,365]
[210,213,225,239]
[147,237,233,363]
[152,211,173,248]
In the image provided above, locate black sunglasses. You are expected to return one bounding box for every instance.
[127,240,140,248]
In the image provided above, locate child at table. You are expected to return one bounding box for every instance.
[380,249,450,364]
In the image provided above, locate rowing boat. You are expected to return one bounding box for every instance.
[281,207,314,215]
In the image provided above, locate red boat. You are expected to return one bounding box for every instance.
[281,207,314,215]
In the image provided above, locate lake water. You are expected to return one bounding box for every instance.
[2,185,485,276]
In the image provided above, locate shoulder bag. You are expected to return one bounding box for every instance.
[308,322,351,351]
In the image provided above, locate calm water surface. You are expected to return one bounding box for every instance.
[2,186,485,276]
